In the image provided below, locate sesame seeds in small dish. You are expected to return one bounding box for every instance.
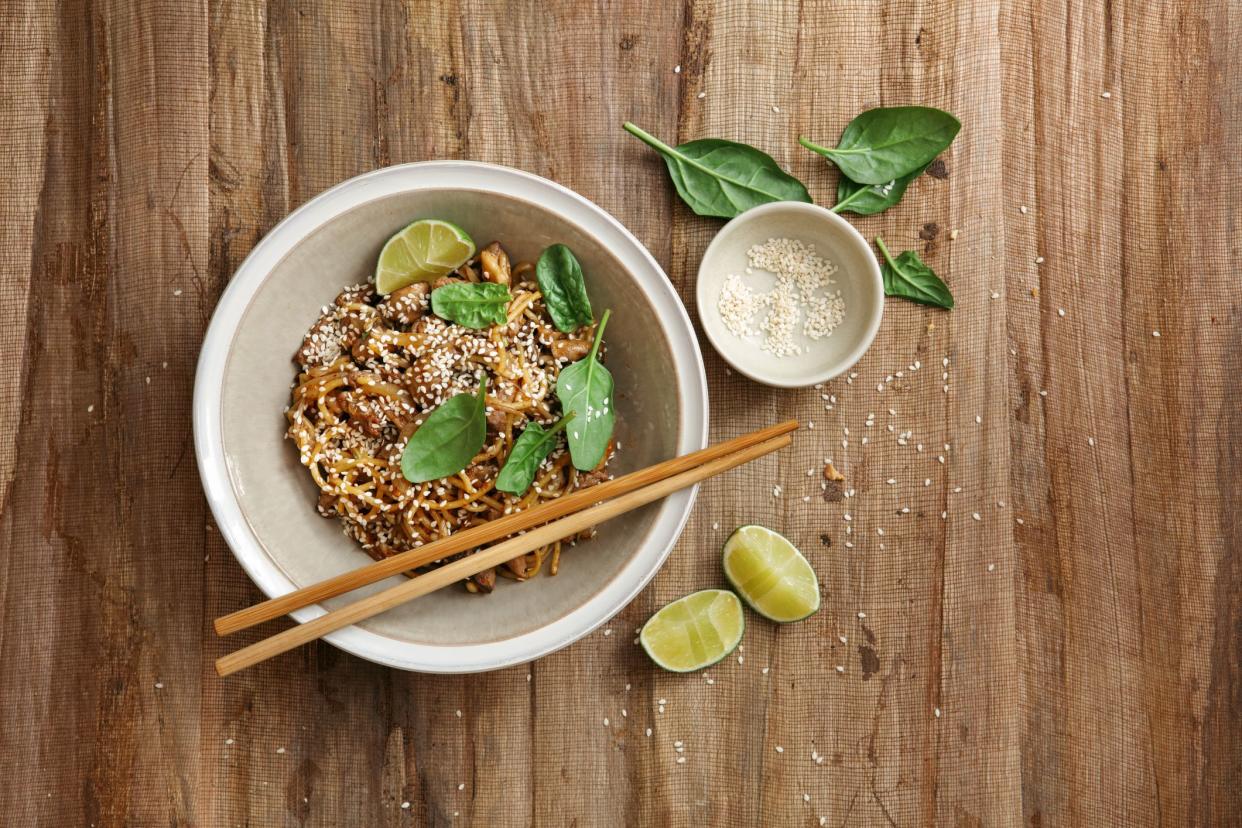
[696,201,883,388]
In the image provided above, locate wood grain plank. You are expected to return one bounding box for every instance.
[0,0,211,825]
[1006,0,1242,824]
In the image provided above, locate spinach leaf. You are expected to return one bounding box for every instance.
[832,160,932,215]
[623,122,811,219]
[555,309,615,470]
[401,374,488,483]
[430,282,511,328]
[799,107,960,185]
[495,413,576,495]
[535,244,594,332]
[875,237,954,309]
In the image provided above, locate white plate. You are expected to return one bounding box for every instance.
[195,162,708,673]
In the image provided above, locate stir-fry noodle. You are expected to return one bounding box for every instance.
[287,242,613,593]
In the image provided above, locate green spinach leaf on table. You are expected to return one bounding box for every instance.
[401,374,489,483]
[800,106,960,185]
[875,237,954,310]
[555,309,615,471]
[430,282,511,328]
[535,244,594,332]
[495,413,576,495]
[832,160,932,215]
[623,122,811,219]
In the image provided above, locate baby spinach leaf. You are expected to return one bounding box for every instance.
[555,309,615,471]
[430,282,511,328]
[401,374,488,483]
[799,107,960,185]
[875,237,954,309]
[535,244,594,332]
[495,413,576,495]
[832,160,932,215]
[623,122,811,219]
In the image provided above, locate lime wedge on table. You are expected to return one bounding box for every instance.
[375,219,475,294]
[640,589,744,672]
[722,525,820,623]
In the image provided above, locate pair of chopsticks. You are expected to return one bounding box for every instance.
[214,419,799,676]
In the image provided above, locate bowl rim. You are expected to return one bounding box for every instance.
[694,200,884,388]
[194,161,709,673]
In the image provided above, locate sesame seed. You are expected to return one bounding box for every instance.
[1152,330,1161,337]
[674,64,681,73]
[1057,307,1066,317]
[835,665,845,673]
[775,746,784,753]
[972,512,982,521]
[1019,205,1028,214]
[1101,91,1111,98]
[698,91,706,99]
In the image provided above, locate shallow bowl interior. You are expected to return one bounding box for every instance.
[216,181,698,657]
[695,201,883,387]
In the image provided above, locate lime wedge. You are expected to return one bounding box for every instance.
[722,525,820,623]
[639,589,744,672]
[375,219,475,294]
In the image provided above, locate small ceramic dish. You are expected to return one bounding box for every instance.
[695,201,883,388]
[194,162,708,673]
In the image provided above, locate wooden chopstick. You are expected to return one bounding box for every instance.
[215,431,792,677]
[214,419,799,636]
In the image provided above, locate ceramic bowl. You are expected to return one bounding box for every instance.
[695,201,883,387]
[194,162,708,673]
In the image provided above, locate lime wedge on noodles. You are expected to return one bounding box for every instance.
[375,219,475,294]
[722,525,820,623]
[640,589,745,672]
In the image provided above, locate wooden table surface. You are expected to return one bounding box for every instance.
[3,1,1239,825]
